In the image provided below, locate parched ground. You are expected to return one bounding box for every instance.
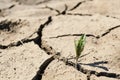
[0,0,120,80]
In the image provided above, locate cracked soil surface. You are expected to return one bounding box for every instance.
[0,0,120,80]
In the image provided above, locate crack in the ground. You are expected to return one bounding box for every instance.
[42,4,68,15]
[0,38,35,49]
[101,25,120,37]
[49,33,98,39]
[41,2,94,16]
[66,13,93,16]
[32,52,60,80]
[36,0,51,5]
[69,1,85,11]
[41,1,120,21]
[32,55,55,80]
[60,4,68,15]
[7,4,15,9]
[34,16,52,48]
[0,4,15,11]
[69,0,93,11]
[49,24,120,39]
[42,6,60,14]
[61,59,120,79]
[0,4,15,17]
[106,15,120,20]
[0,30,36,49]
[62,12,120,21]
[31,15,62,80]
[0,16,52,49]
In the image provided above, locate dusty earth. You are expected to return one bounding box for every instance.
[0,0,120,80]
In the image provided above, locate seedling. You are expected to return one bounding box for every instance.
[74,34,86,65]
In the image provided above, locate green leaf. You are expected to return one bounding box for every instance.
[75,34,86,62]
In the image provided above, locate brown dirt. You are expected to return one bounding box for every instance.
[0,0,120,80]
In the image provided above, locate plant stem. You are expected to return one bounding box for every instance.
[75,58,78,69]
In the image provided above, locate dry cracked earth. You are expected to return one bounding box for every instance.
[0,0,120,80]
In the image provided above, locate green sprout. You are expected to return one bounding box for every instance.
[74,34,86,65]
